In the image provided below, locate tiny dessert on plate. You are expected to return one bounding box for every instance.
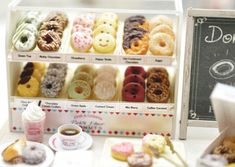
[111,142,134,161]
[127,152,152,167]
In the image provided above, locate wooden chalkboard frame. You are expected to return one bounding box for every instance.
[179,8,235,139]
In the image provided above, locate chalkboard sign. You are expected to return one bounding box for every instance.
[180,8,235,139]
[189,17,235,121]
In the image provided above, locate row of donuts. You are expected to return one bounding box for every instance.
[70,12,118,53]
[122,15,175,56]
[122,66,170,103]
[17,62,67,98]
[12,11,68,52]
[68,65,118,101]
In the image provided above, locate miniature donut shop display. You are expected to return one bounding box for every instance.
[3,0,185,166]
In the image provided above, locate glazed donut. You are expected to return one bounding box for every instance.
[123,74,145,88]
[17,76,39,97]
[22,143,46,165]
[12,30,36,51]
[73,72,93,87]
[146,83,170,103]
[150,24,175,40]
[41,75,63,98]
[37,30,61,51]
[147,72,170,87]
[223,136,235,150]
[149,15,173,30]
[147,67,168,77]
[96,65,117,77]
[123,31,149,55]
[71,31,92,52]
[125,66,146,79]
[122,83,145,102]
[72,24,92,35]
[93,33,116,53]
[39,21,63,37]
[149,32,174,56]
[74,64,95,76]
[46,12,68,29]
[94,81,116,101]
[68,80,91,100]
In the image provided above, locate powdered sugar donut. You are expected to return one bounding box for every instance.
[72,24,92,35]
[71,32,92,52]
[73,14,96,29]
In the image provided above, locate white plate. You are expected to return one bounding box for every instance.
[100,138,186,167]
[0,141,54,167]
[48,132,93,152]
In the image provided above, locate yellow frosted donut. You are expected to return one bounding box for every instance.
[150,24,175,40]
[24,62,46,75]
[149,33,174,56]
[95,17,117,30]
[17,76,39,97]
[93,24,116,37]
[149,15,173,30]
[93,33,116,53]
[20,68,42,82]
[99,12,118,23]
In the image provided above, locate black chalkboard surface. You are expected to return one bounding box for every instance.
[189,17,235,121]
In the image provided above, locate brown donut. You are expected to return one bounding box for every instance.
[124,15,149,30]
[37,30,61,51]
[147,72,169,87]
[147,67,168,77]
[46,12,68,29]
[39,21,63,37]
[146,83,170,103]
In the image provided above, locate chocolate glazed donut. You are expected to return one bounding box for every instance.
[39,21,63,37]
[37,30,61,51]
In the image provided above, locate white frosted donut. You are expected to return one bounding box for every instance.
[15,23,38,36]
[94,80,116,101]
[150,24,175,40]
[149,32,174,56]
[149,15,173,30]
[12,29,36,51]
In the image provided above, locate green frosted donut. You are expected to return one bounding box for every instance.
[68,80,91,100]
[72,72,93,87]
[74,64,95,77]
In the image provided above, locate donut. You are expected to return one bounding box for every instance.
[125,66,146,79]
[142,134,167,156]
[111,142,134,161]
[73,72,93,87]
[24,62,45,75]
[124,15,149,30]
[96,65,117,77]
[48,63,67,74]
[146,83,170,103]
[123,31,149,55]
[150,24,175,40]
[41,75,63,98]
[39,21,63,37]
[73,14,96,29]
[147,67,168,77]
[46,11,68,29]
[12,30,36,51]
[127,152,152,167]
[74,64,95,76]
[149,15,173,30]
[149,32,174,56]
[15,23,38,36]
[94,72,116,85]
[68,80,91,100]
[20,68,42,82]
[223,136,235,150]
[122,83,145,102]
[123,74,145,88]
[93,33,116,53]
[94,81,116,100]
[99,12,118,23]
[71,31,92,52]
[17,76,39,97]
[17,14,41,28]
[46,68,66,83]
[95,17,117,30]
[37,30,61,51]
[22,143,46,165]
[147,72,170,87]
[124,27,148,36]
[93,24,116,37]
[72,24,93,35]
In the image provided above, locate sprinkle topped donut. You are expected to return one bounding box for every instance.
[71,31,92,52]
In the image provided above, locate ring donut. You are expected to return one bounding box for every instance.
[209,60,235,79]
[147,67,168,77]
[146,83,170,103]
[150,24,175,40]
[149,32,174,56]
[125,66,146,79]
[12,30,36,51]
[123,74,145,88]
[68,80,91,100]
[72,72,93,87]
[122,82,145,102]
[71,31,92,52]
[147,72,170,87]
[39,21,63,37]
[37,30,61,51]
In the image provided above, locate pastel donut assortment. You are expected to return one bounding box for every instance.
[37,12,68,51]
[71,13,95,52]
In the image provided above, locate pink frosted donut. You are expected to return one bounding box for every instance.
[71,32,92,52]
[72,24,92,35]
[73,14,96,29]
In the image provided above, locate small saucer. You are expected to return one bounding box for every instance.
[48,132,93,152]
